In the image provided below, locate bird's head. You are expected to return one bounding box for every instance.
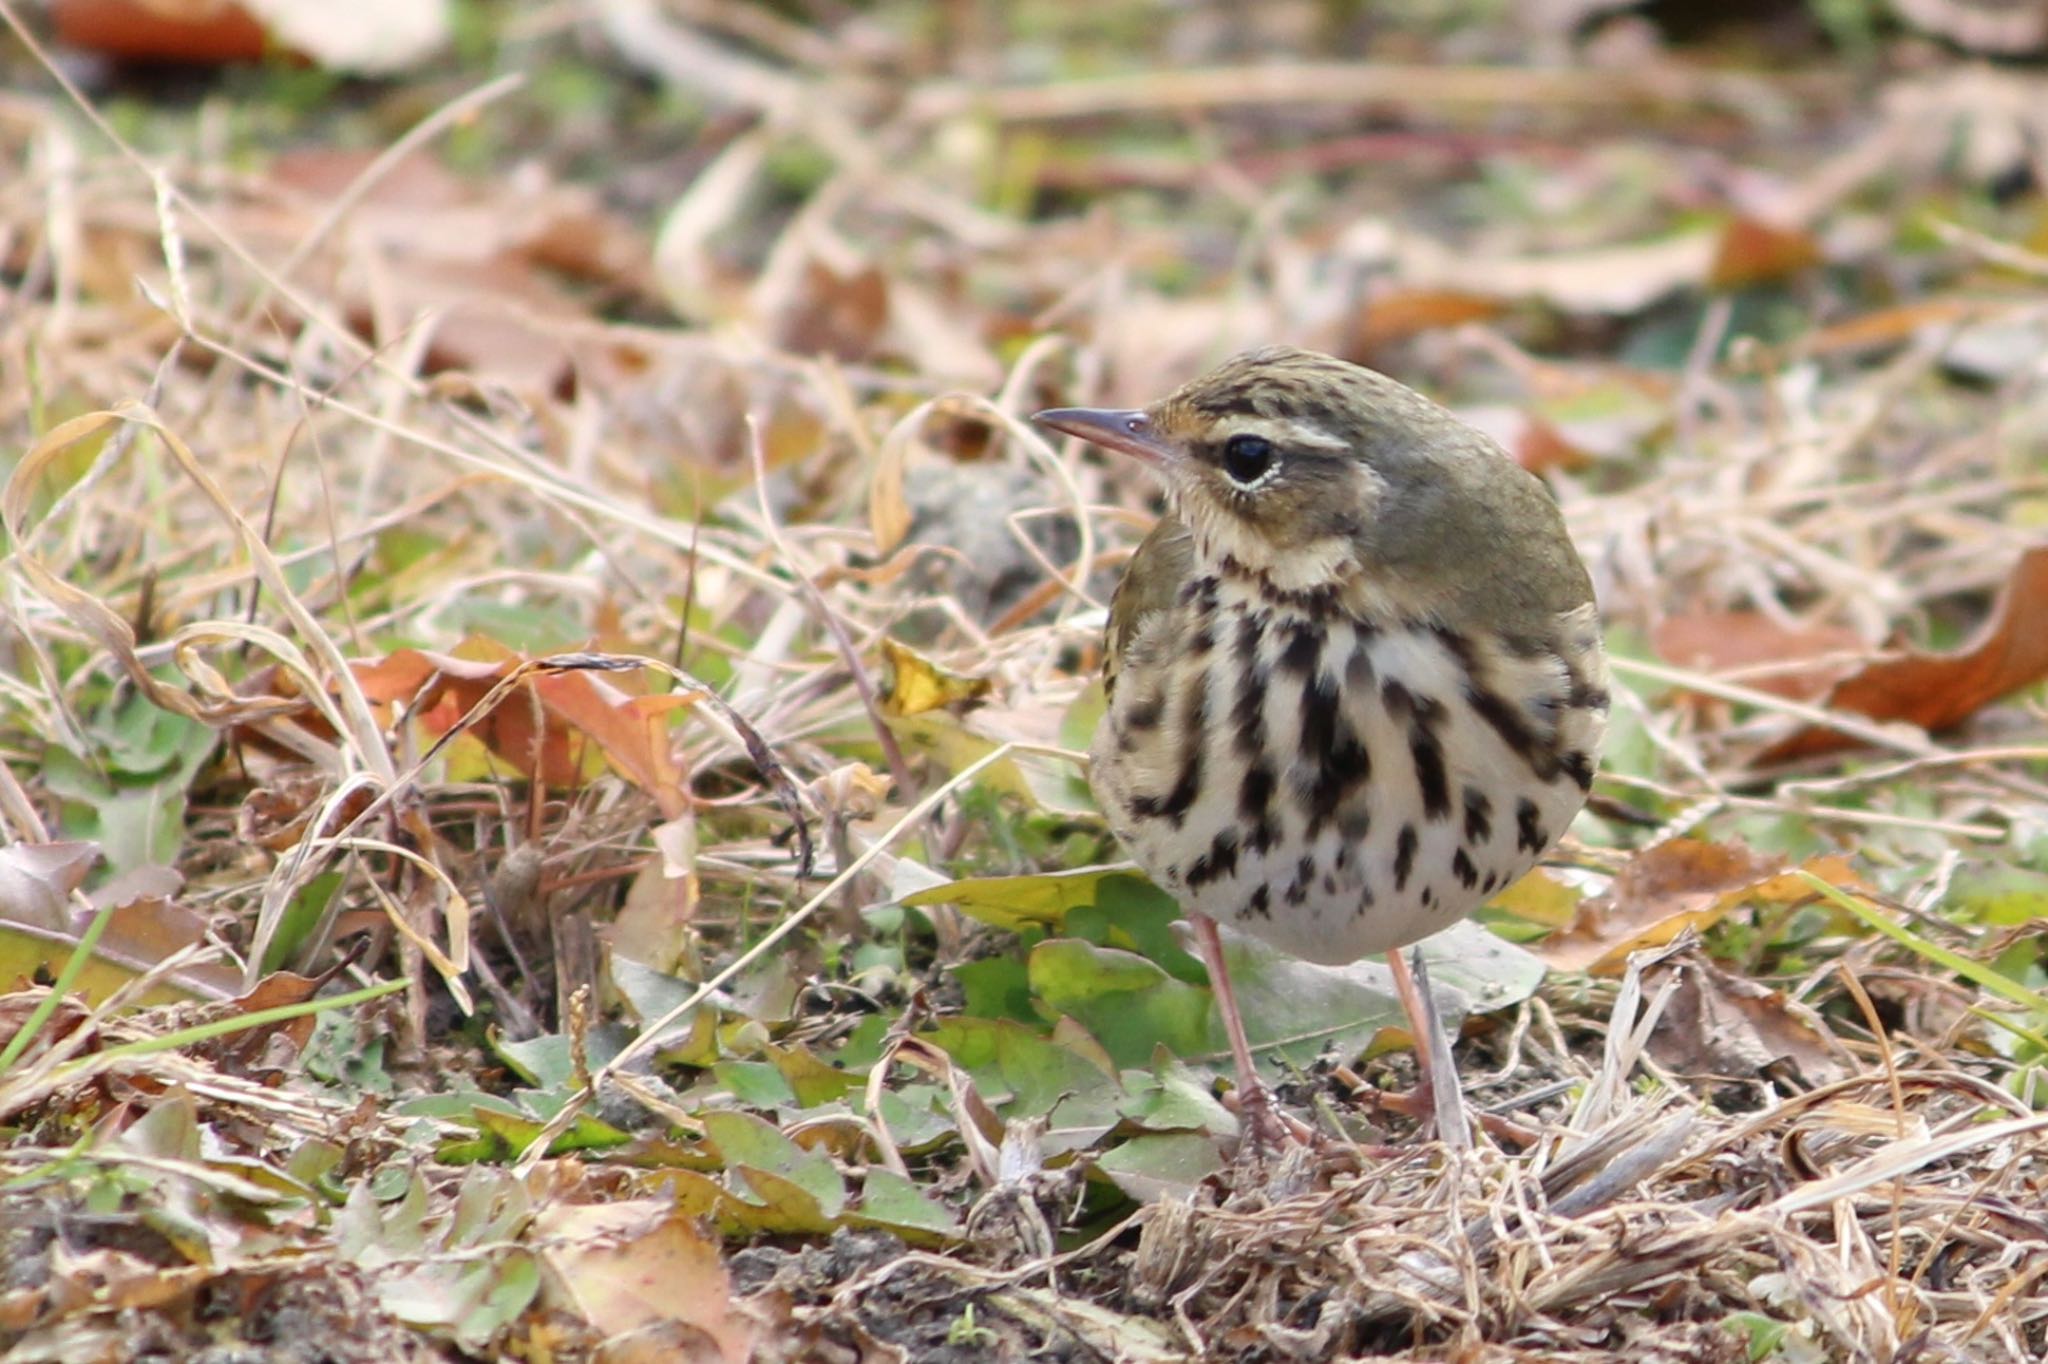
[1039,347,1511,598]
[1037,345,1596,629]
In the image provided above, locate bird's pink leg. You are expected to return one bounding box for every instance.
[1190,913,1296,1149]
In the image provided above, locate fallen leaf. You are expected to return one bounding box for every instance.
[772,258,890,364]
[878,638,992,717]
[1653,611,1867,701]
[1393,228,1719,316]
[1643,951,1853,1088]
[1512,415,1596,475]
[51,0,265,62]
[346,647,695,817]
[1804,297,1986,358]
[532,1199,754,1364]
[1757,546,2048,764]
[0,842,100,931]
[1540,839,1860,975]
[54,0,448,73]
[1349,287,1505,353]
[1709,218,1823,290]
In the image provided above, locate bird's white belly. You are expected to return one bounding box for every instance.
[1092,605,1604,965]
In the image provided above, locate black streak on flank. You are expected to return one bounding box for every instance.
[1451,847,1478,890]
[1434,625,1561,782]
[1301,677,1368,836]
[1155,687,1209,825]
[1393,824,1418,892]
[1231,615,1267,759]
[1239,759,1276,822]
[1284,853,1316,907]
[1563,749,1596,792]
[1386,680,1451,822]
[1245,883,1271,920]
[1463,786,1493,844]
[1186,830,1240,889]
[1278,620,1321,680]
[1516,797,1546,854]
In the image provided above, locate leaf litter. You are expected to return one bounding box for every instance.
[4,4,2048,1361]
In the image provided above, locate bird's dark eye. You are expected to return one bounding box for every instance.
[1222,433,1275,485]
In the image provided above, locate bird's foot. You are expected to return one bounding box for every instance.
[1228,1080,1317,1152]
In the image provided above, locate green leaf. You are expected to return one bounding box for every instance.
[921,1016,1125,1149]
[766,1043,860,1107]
[1027,940,1213,1069]
[714,1059,798,1109]
[1946,863,2048,927]
[852,1167,961,1239]
[904,866,1162,934]
[954,955,1039,1022]
[1119,1048,1236,1136]
[1094,1132,1224,1203]
[1065,877,1204,981]
[701,1111,846,1219]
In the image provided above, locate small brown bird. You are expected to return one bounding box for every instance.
[1037,347,1607,1144]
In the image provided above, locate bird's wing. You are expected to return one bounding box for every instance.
[1104,514,1196,698]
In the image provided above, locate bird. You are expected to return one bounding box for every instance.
[1034,346,1608,1146]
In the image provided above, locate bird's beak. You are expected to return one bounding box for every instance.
[1033,407,1176,470]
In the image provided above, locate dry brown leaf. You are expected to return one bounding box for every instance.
[51,0,267,63]
[1804,298,1986,358]
[1756,545,2048,764]
[532,1199,755,1364]
[1540,840,1860,975]
[350,648,695,817]
[1709,218,1823,290]
[1653,611,1867,701]
[1349,287,1506,353]
[1644,951,1852,1088]
[1394,229,1718,316]
[1510,415,1596,475]
[0,842,100,932]
[774,259,891,364]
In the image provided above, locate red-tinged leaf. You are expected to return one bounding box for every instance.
[51,0,266,64]
[1709,217,1822,290]
[349,649,693,813]
[1351,288,1505,352]
[1652,611,1867,701]
[1512,415,1595,475]
[1539,840,1861,975]
[1756,546,2048,764]
[1805,298,1986,358]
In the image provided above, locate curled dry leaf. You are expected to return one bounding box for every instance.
[531,1199,755,1364]
[1756,545,2048,765]
[1540,838,1862,975]
[877,638,992,718]
[350,647,695,818]
[1643,950,1852,1089]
